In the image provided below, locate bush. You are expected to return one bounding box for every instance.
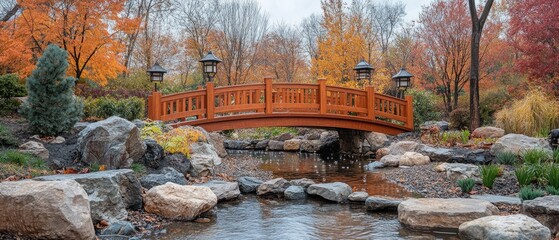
[496,151,518,165]
[544,164,559,189]
[480,89,511,125]
[449,108,470,130]
[480,164,500,188]
[0,74,27,116]
[408,89,442,130]
[457,178,475,194]
[440,130,470,146]
[522,148,551,165]
[495,90,559,136]
[0,124,17,147]
[146,127,207,158]
[20,44,83,136]
[518,186,545,201]
[83,96,145,121]
[515,166,534,186]
[545,186,559,195]
[0,150,45,169]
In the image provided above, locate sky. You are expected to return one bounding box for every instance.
[257,0,433,26]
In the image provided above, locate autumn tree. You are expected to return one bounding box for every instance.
[260,24,306,82]
[301,14,325,78]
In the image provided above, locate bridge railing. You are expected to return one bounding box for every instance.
[147,77,414,130]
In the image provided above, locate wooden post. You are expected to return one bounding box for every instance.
[405,95,414,129]
[148,91,162,120]
[366,86,375,120]
[206,82,215,120]
[318,78,327,114]
[265,77,273,114]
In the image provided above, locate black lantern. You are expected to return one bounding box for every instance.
[200,51,222,82]
[392,68,413,98]
[147,62,167,91]
[353,59,374,85]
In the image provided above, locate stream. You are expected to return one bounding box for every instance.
[150,151,458,240]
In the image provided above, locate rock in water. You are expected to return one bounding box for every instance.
[237,177,263,193]
[398,198,499,231]
[140,167,187,189]
[283,139,302,151]
[35,169,142,223]
[521,196,559,237]
[257,178,291,196]
[365,196,402,211]
[77,116,146,169]
[144,183,217,221]
[0,180,95,240]
[459,214,551,240]
[284,186,306,200]
[268,140,285,151]
[289,178,316,189]
[306,182,352,202]
[196,180,240,201]
[348,192,369,202]
[380,155,400,167]
[189,142,221,177]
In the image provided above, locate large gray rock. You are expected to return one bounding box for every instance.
[237,177,263,193]
[380,154,401,167]
[35,169,142,223]
[98,220,136,236]
[140,139,164,169]
[189,142,222,177]
[140,167,187,189]
[77,116,146,169]
[470,194,521,206]
[420,121,449,131]
[364,132,389,151]
[276,132,294,141]
[254,140,270,150]
[257,178,291,196]
[144,183,217,221]
[472,126,505,139]
[459,214,551,240]
[300,140,322,152]
[284,186,306,200]
[399,152,430,166]
[18,141,49,160]
[223,140,251,150]
[289,178,316,189]
[0,180,95,240]
[283,139,302,151]
[268,140,285,151]
[306,182,352,203]
[318,131,340,155]
[434,163,480,181]
[159,153,191,175]
[417,145,489,164]
[365,196,402,211]
[208,132,227,157]
[388,141,419,155]
[196,180,240,201]
[398,198,499,231]
[490,134,552,156]
[521,196,559,237]
[348,191,369,202]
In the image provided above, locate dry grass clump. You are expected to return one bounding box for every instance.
[495,90,559,136]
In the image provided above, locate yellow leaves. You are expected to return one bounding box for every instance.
[98,165,107,171]
[141,123,207,158]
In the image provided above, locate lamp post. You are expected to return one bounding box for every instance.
[392,68,413,99]
[147,62,167,92]
[200,51,222,83]
[353,59,374,86]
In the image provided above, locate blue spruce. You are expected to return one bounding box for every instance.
[20,44,83,136]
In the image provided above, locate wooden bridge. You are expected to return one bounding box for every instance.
[147,78,414,135]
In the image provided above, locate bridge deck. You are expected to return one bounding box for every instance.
[147,78,413,135]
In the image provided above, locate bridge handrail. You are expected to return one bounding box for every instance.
[147,77,414,130]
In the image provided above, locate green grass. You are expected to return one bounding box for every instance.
[460,130,470,144]
[495,151,518,165]
[522,148,551,165]
[457,178,475,193]
[230,127,299,140]
[0,124,17,146]
[544,164,559,189]
[515,166,534,186]
[552,149,559,163]
[546,186,559,195]
[0,150,46,169]
[518,186,545,201]
[480,164,500,189]
[131,163,146,175]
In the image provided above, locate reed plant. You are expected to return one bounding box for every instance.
[496,151,518,165]
[480,164,500,188]
[518,186,545,201]
[522,148,551,165]
[457,178,475,194]
[515,166,534,186]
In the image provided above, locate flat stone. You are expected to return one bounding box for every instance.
[237,177,263,193]
[398,198,499,231]
[223,140,251,150]
[380,155,400,167]
[144,183,217,221]
[459,214,551,240]
[257,178,291,196]
[365,196,402,211]
[521,196,559,237]
[306,182,352,202]
[300,140,321,152]
[254,140,269,150]
[140,167,187,189]
[470,194,521,206]
[196,180,240,201]
[268,140,285,151]
[283,139,301,151]
[284,186,306,200]
[348,191,369,202]
[435,163,480,181]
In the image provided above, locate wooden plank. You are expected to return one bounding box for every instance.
[319,78,326,114]
[265,77,273,114]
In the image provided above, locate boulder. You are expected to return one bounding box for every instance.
[305,132,321,140]
[276,132,294,141]
[420,121,449,131]
[472,126,505,139]
[284,139,302,151]
[140,167,187,189]
[140,139,164,169]
[144,183,217,221]
[256,178,291,196]
[417,145,489,164]
[132,119,145,129]
[0,180,95,240]
[51,136,65,144]
[284,186,306,200]
[365,196,402,211]
[459,214,551,240]
[364,132,389,151]
[435,163,480,181]
[237,177,263,193]
[300,140,322,152]
[389,141,419,155]
[223,140,251,150]
[398,198,499,231]
[521,196,559,236]
[73,122,91,133]
[77,116,146,169]
[18,141,49,160]
[208,132,227,158]
[268,140,285,151]
[380,155,400,167]
[35,169,142,223]
[399,152,430,166]
[159,153,191,176]
[348,191,368,202]
[189,142,222,177]
[306,182,352,203]
[196,180,240,201]
[470,194,521,206]
[254,140,269,150]
[375,147,390,160]
[289,178,316,189]
[490,134,552,156]
[318,131,340,155]
[365,161,385,170]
